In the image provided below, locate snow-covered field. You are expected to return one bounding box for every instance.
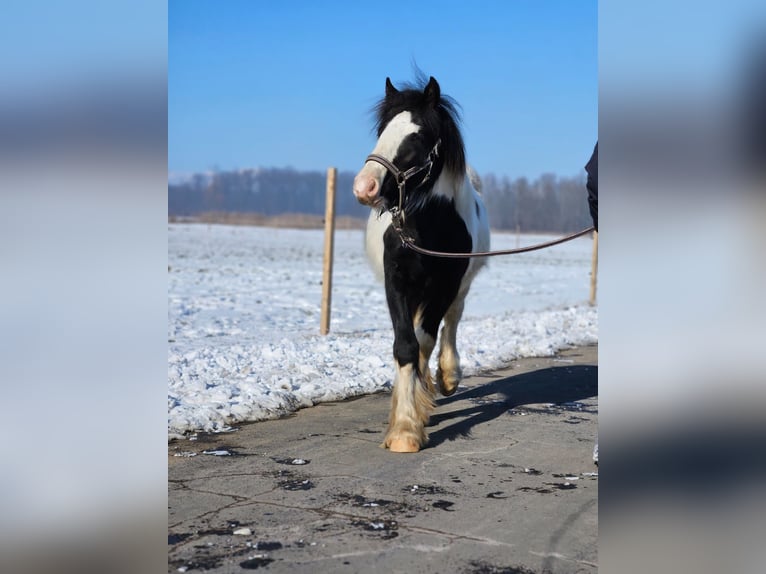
[168,223,598,437]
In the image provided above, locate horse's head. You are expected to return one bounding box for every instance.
[353,76,465,213]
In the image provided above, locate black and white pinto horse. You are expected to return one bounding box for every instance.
[353,76,490,453]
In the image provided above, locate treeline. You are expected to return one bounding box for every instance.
[168,168,368,221]
[169,168,592,232]
[481,173,591,232]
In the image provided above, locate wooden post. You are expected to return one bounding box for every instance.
[589,230,598,306]
[320,167,337,335]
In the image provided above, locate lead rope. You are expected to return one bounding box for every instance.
[366,142,595,258]
[394,224,595,258]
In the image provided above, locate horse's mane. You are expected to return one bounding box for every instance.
[372,74,466,180]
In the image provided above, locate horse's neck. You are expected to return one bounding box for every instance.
[431,169,474,217]
[430,170,462,201]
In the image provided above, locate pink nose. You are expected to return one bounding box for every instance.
[353,173,379,205]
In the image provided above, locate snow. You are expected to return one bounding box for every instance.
[168,223,598,437]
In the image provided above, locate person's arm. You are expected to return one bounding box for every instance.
[585,142,598,232]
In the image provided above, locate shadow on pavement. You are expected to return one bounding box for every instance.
[428,365,597,448]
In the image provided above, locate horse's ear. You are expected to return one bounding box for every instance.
[385,77,398,98]
[424,76,440,107]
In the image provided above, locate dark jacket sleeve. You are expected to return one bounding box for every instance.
[585,142,598,232]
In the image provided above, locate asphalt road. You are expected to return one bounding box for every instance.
[169,345,598,574]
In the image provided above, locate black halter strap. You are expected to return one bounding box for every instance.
[364,138,441,224]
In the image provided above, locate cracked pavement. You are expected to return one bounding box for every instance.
[169,345,597,573]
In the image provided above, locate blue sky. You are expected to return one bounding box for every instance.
[169,0,597,179]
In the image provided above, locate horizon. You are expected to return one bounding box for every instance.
[167,164,589,186]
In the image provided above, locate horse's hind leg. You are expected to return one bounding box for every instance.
[414,305,437,396]
[436,296,465,396]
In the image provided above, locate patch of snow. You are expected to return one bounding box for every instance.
[168,224,598,436]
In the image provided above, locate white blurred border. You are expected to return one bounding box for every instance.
[0,2,167,572]
[600,2,766,573]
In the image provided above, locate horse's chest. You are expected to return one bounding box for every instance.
[365,201,472,284]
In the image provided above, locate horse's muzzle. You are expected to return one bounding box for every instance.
[353,172,380,206]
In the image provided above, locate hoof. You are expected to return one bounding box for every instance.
[437,364,461,397]
[388,437,421,453]
[437,373,459,396]
[438,381,459,396]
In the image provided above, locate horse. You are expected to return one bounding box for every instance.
[353,75,490,453]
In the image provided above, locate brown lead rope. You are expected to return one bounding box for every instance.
[394,223,595,259]
[364,150,595,258]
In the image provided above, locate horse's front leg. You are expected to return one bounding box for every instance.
[384,291,434,453]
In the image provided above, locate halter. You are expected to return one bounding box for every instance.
[365,138,441,230]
